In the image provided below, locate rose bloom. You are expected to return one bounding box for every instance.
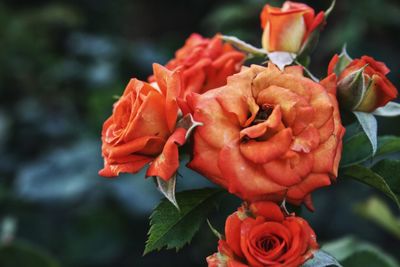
[260,1,325,53]
[99,64,186,181]
[188,64,345,208]
[149,33,245,101]
[207,201,319,267]
[328,55,398,112]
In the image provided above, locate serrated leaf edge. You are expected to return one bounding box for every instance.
[144,189,222,255]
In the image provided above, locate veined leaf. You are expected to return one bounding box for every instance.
[144,188,223,255]
[372,159,400,197]
[340,134,400,168]
[353,111,377,155]
[342,164,400,208]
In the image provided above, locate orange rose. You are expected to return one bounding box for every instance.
[328,55,398,112]
[150,33,245,101]
[99,64,186,181]
[260,1,324,53]
[188,64,344,208]
[206,201,319,267]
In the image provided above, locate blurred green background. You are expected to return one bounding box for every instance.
[0,0,399,266]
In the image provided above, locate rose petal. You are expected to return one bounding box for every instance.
[287,173,331,202]
[226,213,245,259]
[99,154,152,177]
[146,128,187,181]
[219,140,287,200]
[249,201,284,222]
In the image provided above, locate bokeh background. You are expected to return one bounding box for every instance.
[1,0,400,266]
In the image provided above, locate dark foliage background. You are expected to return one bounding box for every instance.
[0,0,399,266]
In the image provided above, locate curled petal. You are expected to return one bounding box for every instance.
[249,201,284,222]
[146,128,187,181]
[240,128,293,164]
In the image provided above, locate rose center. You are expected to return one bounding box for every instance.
[252,104,274,125]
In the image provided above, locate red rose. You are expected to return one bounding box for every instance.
[188,64,345,209]
[150,33,245,101]
[260,1,324,53]
[206,201,319,267]
[99,64,186,181]
[328,55,398,112]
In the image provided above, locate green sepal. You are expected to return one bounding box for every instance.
[338,65,367,110]
[333,44,352,76]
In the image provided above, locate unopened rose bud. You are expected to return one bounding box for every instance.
[260,1,325,54]
[328,54,398,112]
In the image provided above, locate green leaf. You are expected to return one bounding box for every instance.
[154,175,179,210]
[373,101,400,117]
[0,240,60,267]
[376,136,400,157]
[340,133,400,168]
[342,164,400,208]
[301,250,343,267]
[340,132,371,167]
[353,111,377,155]
[372,159,400,196]
[333,44,352,76]
[322,237,399,267]
[144,188,223,255]
[355,197,400,239]
[221,35,266,57]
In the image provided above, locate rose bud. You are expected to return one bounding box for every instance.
[260,1,325,54]
[149,33,245,101]
[99,64,186,181]
[206,201,319,267]
[188,64,344,210]
[328,54,398,112]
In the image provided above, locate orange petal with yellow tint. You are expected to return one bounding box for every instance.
[99,155,152,177]
[291,125,320,153]
[240,128,293,164]
[219,140,287,200]
[287,173,331,201]
[187,133,227,188]
[225,213,245,259]
[239,105,282,140]
[146,128,186,181]
[108,136,165,158]
[249,201,284,222]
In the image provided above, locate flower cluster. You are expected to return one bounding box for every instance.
[99,1,398,266]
